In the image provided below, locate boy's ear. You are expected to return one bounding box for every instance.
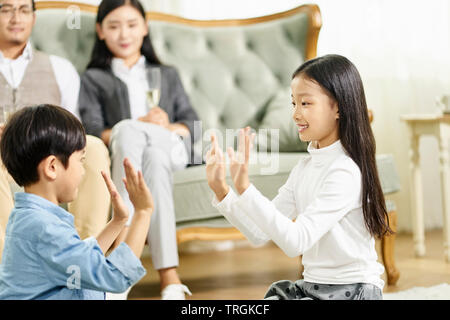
[38,155,58,181]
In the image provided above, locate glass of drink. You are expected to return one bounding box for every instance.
[0,105,15,125]
[146,67,161,111]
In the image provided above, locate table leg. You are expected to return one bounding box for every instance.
[438,130,450,262]
[408,131,426,257]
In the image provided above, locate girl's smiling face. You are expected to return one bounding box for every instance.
[291,74,340,149]
[96,4,148,67]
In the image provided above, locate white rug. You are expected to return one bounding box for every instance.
[383,283,450,300]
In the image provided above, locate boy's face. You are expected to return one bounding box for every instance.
[56,148,86,203]
[0,0,35,47]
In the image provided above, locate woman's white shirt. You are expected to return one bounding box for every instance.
[111,56,148,120]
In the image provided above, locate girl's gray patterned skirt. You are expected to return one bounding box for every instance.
[264,279,382,300]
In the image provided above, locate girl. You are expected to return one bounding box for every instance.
[79,0,199,300]
[206,54,391,300]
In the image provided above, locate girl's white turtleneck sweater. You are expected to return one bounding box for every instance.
[212,140,385,289]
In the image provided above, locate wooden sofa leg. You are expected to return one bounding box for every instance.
[381,210,400,286]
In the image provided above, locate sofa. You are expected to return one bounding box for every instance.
[30,2,401,285]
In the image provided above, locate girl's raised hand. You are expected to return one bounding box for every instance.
[227,127,255,195]
[205,133,229,201]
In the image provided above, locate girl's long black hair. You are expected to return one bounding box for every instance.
[293,54,392,239]
[86,0,161,69]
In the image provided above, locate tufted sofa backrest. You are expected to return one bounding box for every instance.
[32,2,321,151]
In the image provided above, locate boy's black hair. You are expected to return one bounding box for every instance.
[0,104,86,187]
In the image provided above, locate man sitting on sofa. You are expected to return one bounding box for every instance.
[0,0,111,261]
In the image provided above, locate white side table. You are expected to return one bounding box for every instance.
[401,114,450,261]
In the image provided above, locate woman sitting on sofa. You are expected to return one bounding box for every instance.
[79,0,199,300]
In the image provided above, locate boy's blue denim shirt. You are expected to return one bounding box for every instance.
[0,192,146,300]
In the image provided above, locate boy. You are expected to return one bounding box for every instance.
[0,104,153,299]
[0,0,111,256]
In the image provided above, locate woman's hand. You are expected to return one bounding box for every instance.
[100,129,112,146]
[138,107,169,128]
[205,133,229,201]
[138,107,190,137]
[227,127,255,195]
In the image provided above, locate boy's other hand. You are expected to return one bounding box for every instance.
[122,158,154,214]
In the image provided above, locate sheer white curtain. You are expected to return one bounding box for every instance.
[39,0,450,232]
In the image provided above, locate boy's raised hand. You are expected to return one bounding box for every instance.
[205,133,229,201]
[227,127,255,195]
[101,158,153,224]
[101,169,129,223]
[122,158,154,214]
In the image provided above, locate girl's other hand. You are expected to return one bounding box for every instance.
[205,133,229,201]
[228,127,255,195]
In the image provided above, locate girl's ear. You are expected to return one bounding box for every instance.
[333,101,340,119]
[143,18,149,37]
[96,23,105,40]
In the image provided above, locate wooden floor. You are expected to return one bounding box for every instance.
[128,229,450,300]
